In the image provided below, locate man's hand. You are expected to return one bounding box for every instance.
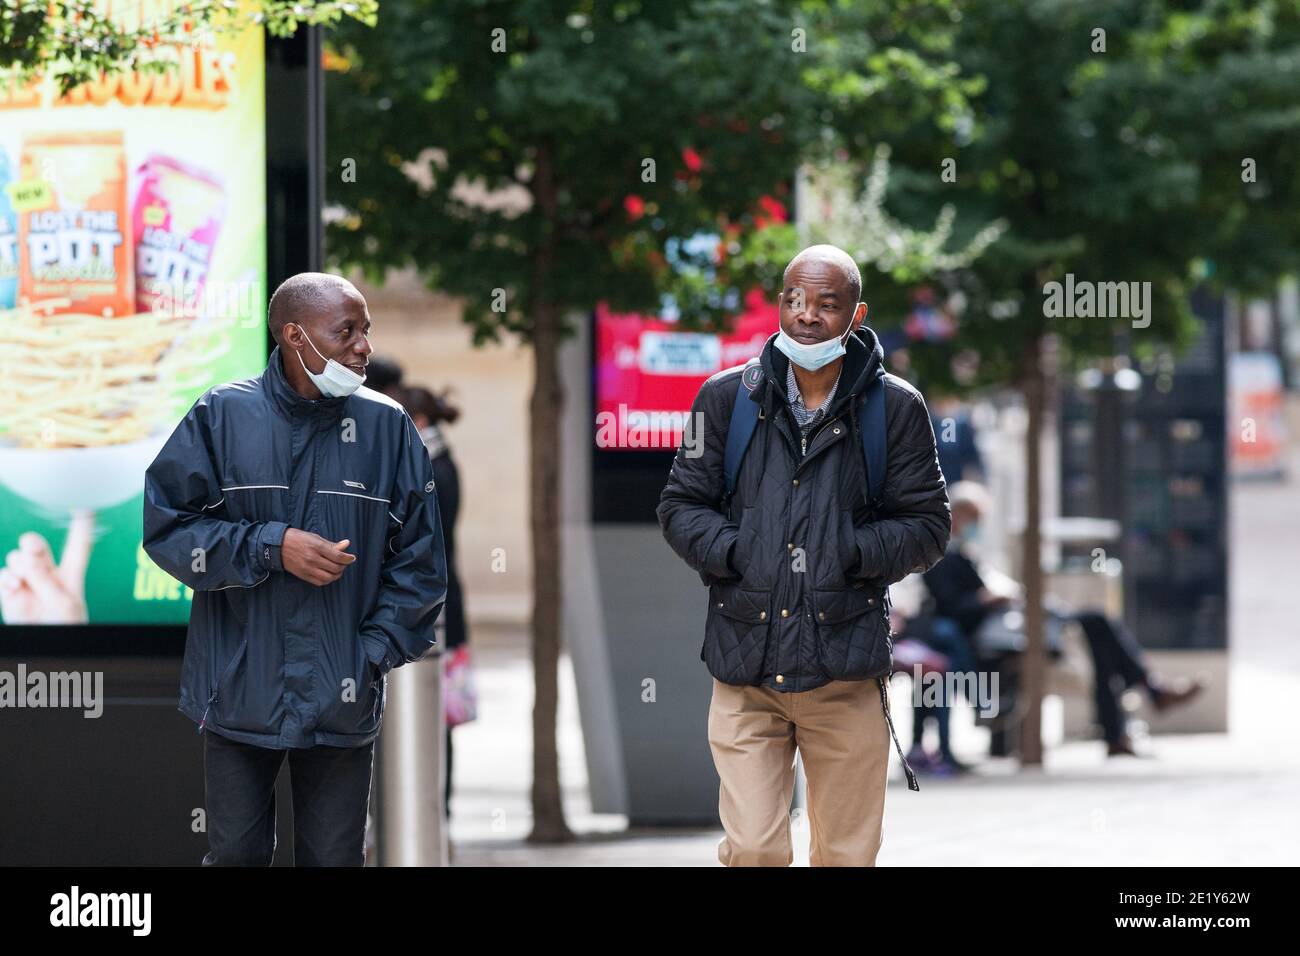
[281,530,356,586]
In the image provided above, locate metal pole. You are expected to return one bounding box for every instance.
[1092,372,1126,523]
[378,650,446,866]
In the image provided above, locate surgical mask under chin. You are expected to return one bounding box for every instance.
[293,328,365,398]
[775,326,851,372]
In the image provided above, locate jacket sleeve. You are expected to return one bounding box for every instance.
[849,383,951,586]
[656,377,742,585]
[360,413,448,674]
[143,395,289,591]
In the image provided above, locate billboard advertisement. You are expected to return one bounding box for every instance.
[594,288,776,451]
[0,17,267,626]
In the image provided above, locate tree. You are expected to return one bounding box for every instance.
[2,0,375,92]
[324,0,973,840]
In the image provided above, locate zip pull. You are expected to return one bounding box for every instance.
[801,434,807,457]
[198,694,216,735]
[198,640,245,736]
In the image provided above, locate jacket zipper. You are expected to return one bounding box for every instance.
[790,413,843,692]
[198,638,248,734]
[799,414,840,462]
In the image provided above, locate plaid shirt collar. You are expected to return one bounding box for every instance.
[785,361,841,433]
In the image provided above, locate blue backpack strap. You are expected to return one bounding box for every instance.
[860,374,887,511]
[723,360,763,501]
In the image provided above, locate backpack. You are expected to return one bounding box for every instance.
[723,357,888,513]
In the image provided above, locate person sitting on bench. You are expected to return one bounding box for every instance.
[924,481,1204,757]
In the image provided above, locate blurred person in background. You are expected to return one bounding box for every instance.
[368,359,476,820]
[898,609,979,776]
[929,393,984,484]
[901,389,984,773]
[879,577,973,776]
[924,481,1204,758]
[401,384,475,819]
[363,356,404,398]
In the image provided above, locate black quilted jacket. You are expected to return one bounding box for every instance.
[657,327,950,693]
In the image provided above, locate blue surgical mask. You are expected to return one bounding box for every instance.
[775,323,854,372]
[292,326,365,398]
[959,523,981,547]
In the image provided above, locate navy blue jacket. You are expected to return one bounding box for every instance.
[143,346,447,749]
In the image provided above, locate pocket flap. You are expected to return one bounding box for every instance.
[711,585,771,624]
[813,587,884,626]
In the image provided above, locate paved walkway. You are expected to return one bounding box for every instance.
[447,442,1300,866]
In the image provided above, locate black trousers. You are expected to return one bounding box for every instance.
[1073,611,1151,744]
[201,729,376,867]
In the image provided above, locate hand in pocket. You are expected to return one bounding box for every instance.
[731,508,758,578]
[838,509,864,577]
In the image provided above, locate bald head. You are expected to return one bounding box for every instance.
[268,273,364,346]
[778,245,866,357]
[783,245,861,306]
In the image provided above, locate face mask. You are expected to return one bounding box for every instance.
[291,326,365,398]
[774,320,856,372]
[959,523,981,547]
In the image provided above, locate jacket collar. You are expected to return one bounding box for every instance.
[263,343,350,422]
[756,325,885,418]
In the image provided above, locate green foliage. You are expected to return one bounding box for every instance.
[864,0,1300,390]
[325,0,1300,395]
[1,1,376,93]
[324,0,973,343]
[694,0,1300,394]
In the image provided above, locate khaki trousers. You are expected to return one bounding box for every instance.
[707,676,891,867]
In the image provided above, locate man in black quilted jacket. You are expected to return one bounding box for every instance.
[657,245,950,866]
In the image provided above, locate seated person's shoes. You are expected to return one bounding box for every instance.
[1148,676,1205,713]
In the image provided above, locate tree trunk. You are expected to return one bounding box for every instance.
[526,141,573,843]
[1019,331,1046,766]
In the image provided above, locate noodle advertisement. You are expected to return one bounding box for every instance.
[0,13,267,626]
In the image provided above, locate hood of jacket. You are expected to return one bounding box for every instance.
[754,325,886,420]
[263,343,352,424]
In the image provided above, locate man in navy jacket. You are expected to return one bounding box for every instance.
[144,272,447,866]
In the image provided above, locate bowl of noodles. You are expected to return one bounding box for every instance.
[0,298,228,512]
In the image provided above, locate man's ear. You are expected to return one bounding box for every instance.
[842,302,867,340]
